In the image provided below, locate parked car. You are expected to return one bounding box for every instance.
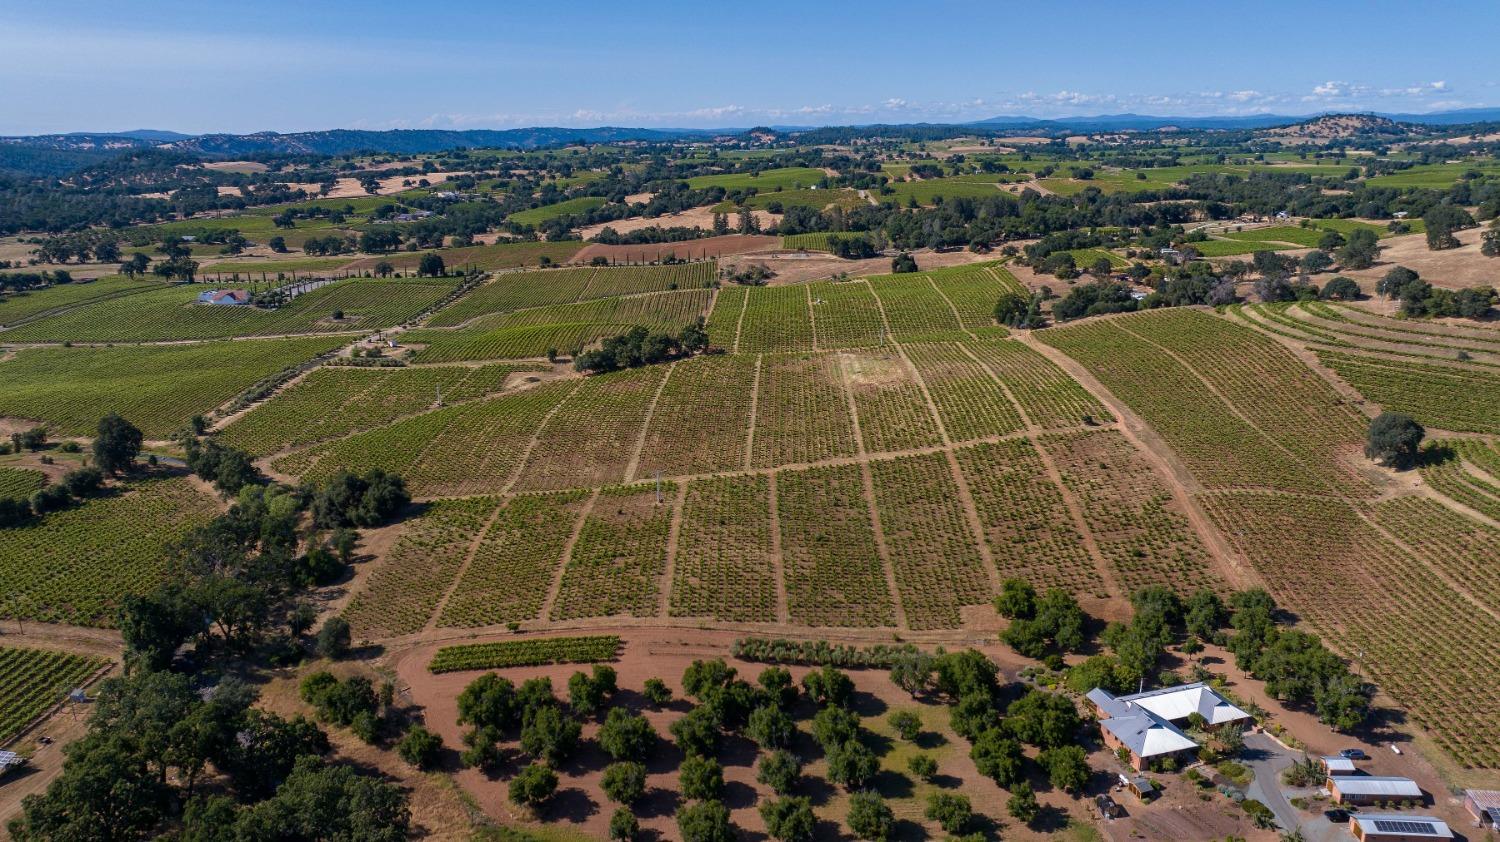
[1324,808,1349,823]
[1095,794,1125,819]
[1339,748,1369,760]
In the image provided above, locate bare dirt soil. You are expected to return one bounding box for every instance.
[721,248,1006,286]
[1341,227,1495,289]
[385,628,1110,842]
[577,208,779,241]
[572,236,779,264]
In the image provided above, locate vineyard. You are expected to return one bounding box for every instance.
[406,288,712,362]
[427,635,621,673]
[0,475,219,627]
[0,337,345,438]
[0,646,110,743]
[220,362,545,455]
[1200,490,1500,768]
[426,262,715,327]
[0,278,458,343]
[0,275,159,327]
[0,468,45,502]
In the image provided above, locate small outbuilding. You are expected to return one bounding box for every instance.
[1322,755,1359,776]
[197,289,250,306]
[1463,789,1500,826]
[1328,775,1424,806]
[1350,815,1453,841]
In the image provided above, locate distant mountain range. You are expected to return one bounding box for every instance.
[965,107,1500,132]
[4,107,1500,167]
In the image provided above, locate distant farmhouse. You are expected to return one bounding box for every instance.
[197,289,250,306]
[1087,682,1252,770]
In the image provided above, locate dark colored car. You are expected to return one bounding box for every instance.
[1095,794,1124,819]
[1339,748,1369,760]
[1324,808,1349,823]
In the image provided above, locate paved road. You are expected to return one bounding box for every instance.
[1244,732,1301,832]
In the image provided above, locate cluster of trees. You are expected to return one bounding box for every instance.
[1375,266,1495,319]
[1224,591,1373,730]
[122,452,408,671]
[574,321,710,374]
[7,670,407,840]
[0,413,148,527]
[1422,204,1477,250]
[886,646,1089,830]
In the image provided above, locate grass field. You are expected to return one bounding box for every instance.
[0,278,456,343]
[0,473,219,627]
[342,241,584,274]
[713,188,864,213]
[507,196,608,226]
[684,167,826,191]
[0,337,345,437]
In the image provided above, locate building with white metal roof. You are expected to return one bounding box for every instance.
[1350,814,1452,840]
[1087,682,1251,770]
[1328,775,1424,805]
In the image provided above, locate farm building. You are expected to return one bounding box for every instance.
[1328,775,1424,805]
[1322,755,1359,775]
[1463,789,1500,826]
[1349,815,1452,841]
[1087,682,1251,770]
[197,289,250,306]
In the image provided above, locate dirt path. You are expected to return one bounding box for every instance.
[923,275,981,341]
[729,285,749,353]
[655,481,689,617]
[960,342,1125,598]
[1111,318,1500,623]
[425,500,506,633]
[1015,331,1258,590]
[835,351,909,630]
[623,360,675,484]
[742,355,762,472]
[540,489,599,623]
[765,472,790,624]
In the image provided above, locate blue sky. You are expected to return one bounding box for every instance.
[3,0,1498,135]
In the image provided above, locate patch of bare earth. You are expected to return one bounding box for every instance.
[383,630,1117,842]
[572,235,779,264]
[723,248,1007,286]
[1339,227,1496,290]
[577,207,779,240]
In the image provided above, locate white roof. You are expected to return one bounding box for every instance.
[1351,815,1452,839]
[1090,683,1251,760]
[1322,756,1357,772]
[1333,776,1423,797]
[1116,683,1252,726]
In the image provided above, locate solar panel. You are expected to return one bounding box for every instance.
[1371,819,1440,834]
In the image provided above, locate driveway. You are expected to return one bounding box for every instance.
[1243,732,1301,832]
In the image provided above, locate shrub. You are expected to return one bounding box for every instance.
[757,750,801,795]
[508,762,558,808]
[598,707,656,762]
[608,807,639,841]
[888,710,922,741]
[925,792,973,834]
[907,753,937,781]
[316,617,352,659]
[602,761,647,805]
[846,790,893,841]
[670,706,721,758]
[1007,781,1040,823]
[396,724,442,769]
[676,800,733,842]
[680,755,725,801]
[642,677,672,707]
